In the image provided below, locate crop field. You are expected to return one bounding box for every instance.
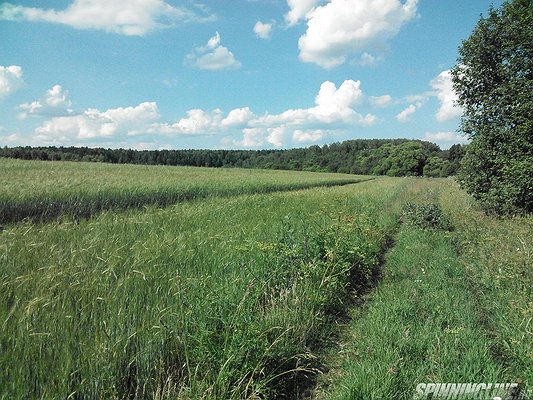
[1,160,531,399]
[0,158,367,224]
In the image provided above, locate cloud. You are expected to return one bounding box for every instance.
[149,108,224,135]
[239,128,265,148]
[293,129,326,143]
[369,95,392,108]
[34,102,160,144]
[266,126,286,148]
[254,21,273,39]
[0,0,214,36]
[297,0,418,68]
[430,70,463,122]
[153,81,372,148]
[185,32,241,70]
[352,52,381,67]
[398,70,462,123]
[19,85,73,118]
[232,127,287,149]
[27,80,376,149]
[395,102,422,123]
[0,65,24,97]
[221,107,255,128]
[285,0,320,26]
[0,133,23,146]
[233,80,375,148]
[424,131,469,148]
[251,80,374,130]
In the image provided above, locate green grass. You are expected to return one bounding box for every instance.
[0,158,367,224]
[2,161,530,399]
[315,179,532,399]
[439,180,533,385]
[0,176,408,399]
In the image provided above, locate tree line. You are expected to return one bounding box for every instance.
[0,139,466,177]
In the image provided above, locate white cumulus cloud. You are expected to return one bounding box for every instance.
[19,85,73,118]
[285,0,320,26]
[239,128,266,148]
[430,70,463,122]
[352,52,381,67]
[395,102,422,123]
[235,80,375,148]
[266,126,287,148]
[185,32,241,70]
[254,21,273,39]
[297,0,418,68]
[34,102,160,144]
[0,133,24,146]
[293,129,326,143]
[253,80,371,129]
[233,127,287,149]
[0,0,213,36]
[0,65,24,97]
[150,108,223,135]
[221,107,255,128]
[27,80,377,149]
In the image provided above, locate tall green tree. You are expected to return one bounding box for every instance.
[451,0,533,214]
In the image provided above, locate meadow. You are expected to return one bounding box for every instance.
[0,159,530,399]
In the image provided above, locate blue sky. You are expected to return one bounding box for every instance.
[0,0,503,150]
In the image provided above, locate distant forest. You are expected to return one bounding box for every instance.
[0,139,466,177]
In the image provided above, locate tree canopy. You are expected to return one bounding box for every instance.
[451,0,532,214]
[0,139,462,178]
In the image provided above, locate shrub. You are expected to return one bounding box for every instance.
[402,202,452,231]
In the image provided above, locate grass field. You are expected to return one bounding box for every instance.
[0,163,404,399]
[1,160,531,399]
[0,158,367,224]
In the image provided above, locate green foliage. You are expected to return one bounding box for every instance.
[451,0,533,214]
[402,202,452,231]
[441,180,533,383]
[0,137,461,177]
[369,142,433,177]
[314,180,531,399]
[423,156,450,177]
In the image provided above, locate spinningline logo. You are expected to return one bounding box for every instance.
[413,382,530,400]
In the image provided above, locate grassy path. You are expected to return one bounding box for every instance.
[316,180,531,399]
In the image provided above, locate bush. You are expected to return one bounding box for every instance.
[402,202,452,231]
[451,0,533,215]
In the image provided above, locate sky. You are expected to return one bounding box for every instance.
[0,0,504,151]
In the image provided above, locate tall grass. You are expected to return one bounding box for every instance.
[315,179,532,399]
[0,178,407,399]
[439,180,533,385]
[0,158,367,224]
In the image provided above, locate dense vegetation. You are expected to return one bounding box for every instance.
[1,161,531,399]
[0,138,465,177]
[314,180,532,399]
[0,158,366,224]
[451,0,532,215]
[1,170,408,399]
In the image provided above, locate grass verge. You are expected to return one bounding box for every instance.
[315,179,531,399]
